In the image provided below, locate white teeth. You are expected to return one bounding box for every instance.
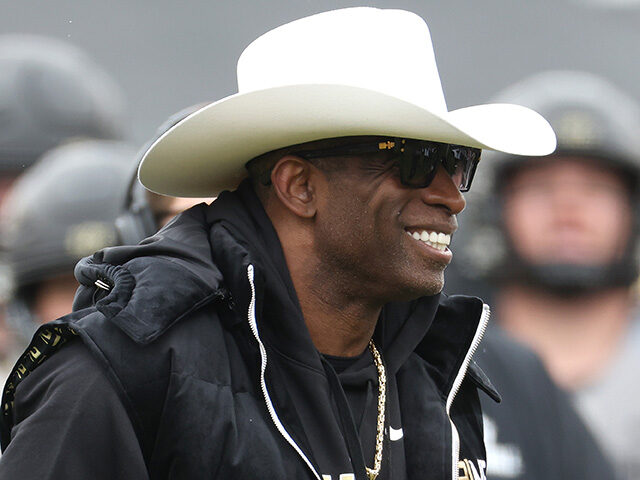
[406,229,451,250]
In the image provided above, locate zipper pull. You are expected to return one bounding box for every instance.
[94,279,111,291]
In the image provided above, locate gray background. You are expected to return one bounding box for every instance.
[3,0,639,147]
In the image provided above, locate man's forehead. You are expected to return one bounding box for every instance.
[503,155,632,189]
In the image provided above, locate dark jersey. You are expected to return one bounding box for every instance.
[476,329,617,480]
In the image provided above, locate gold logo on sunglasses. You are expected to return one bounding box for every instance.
[378,141,395,150]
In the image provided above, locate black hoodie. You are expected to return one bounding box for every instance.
[1,181,498,480]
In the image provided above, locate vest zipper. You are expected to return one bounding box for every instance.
[446,303,490,480]
[245,264,322,480]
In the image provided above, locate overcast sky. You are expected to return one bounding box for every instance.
[3,0,639,147]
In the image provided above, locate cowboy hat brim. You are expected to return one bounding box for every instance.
[138,84,556,197]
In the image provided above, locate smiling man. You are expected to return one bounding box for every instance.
[0,8,554,480]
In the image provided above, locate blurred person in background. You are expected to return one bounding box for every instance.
[0,34,126,202]
[118,178,214,241]
[474,329,616,479]
[0,104,210,382]
[452,70,640,479]
[116,103,215,245]
[0,34,127,373]
[0,140,136,362]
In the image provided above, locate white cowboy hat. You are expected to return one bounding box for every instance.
[139,7,556,197]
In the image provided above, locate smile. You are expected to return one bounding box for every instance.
[405,229,451,251]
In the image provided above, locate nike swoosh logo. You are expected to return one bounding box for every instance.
[389,426,404,441]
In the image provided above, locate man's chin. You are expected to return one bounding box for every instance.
[392,275,444,302]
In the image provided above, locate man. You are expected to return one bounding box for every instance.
[0,35,127,379]
[475,329,616,479]
[0,34,126,204]
[0,139,137,343]
[115,103,215,246]
[0,8,555,480]
[452,70,640,479]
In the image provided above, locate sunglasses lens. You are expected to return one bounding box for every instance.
[399,144,439,187]
[448,146,481,192]
[397,141,480,191]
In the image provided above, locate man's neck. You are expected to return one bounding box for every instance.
[298,287,381,357]
[497,284,633,390]
[285,249,382,357]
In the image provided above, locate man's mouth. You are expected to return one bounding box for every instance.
[405,228,451,251]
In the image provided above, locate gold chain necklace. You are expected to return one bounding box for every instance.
[366,340,386,480]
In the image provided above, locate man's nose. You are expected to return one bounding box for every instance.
[419,164,466,214]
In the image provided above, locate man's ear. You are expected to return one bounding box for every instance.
[270,155,318,219]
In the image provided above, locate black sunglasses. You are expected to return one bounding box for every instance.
[296,137,481,192]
